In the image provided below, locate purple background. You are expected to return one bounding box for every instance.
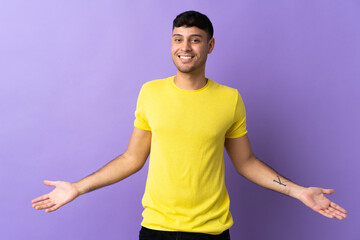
[1,0,359,239]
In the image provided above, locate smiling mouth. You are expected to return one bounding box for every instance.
[179,55,194,60]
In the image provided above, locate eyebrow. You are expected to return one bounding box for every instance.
[172,34,204,38]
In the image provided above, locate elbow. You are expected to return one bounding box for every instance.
[133,159,146,172]
[233,155,258,176]
[123,151,148,173]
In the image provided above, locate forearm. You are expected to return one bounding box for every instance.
[73,152,143,195]
[236,156,305,199]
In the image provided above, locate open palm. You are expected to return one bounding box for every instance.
[298,187,347,220]
[32,180,79,213]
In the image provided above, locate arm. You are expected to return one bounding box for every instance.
[224,134,347,220]
[32,127,151,212]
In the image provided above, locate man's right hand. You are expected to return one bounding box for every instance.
[32,180,80,213]
[32,127,151,213]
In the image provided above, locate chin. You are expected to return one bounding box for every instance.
[177,68,196,74]
[174,64,196,73]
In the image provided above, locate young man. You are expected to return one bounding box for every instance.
[32,11,347,240]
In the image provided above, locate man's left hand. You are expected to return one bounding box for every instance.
[298,187,347,220]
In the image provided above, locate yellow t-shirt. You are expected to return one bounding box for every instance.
[134,76,247,235]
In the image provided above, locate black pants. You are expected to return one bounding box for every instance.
[139,227,230,240]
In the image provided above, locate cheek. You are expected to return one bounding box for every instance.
[171,47,177,56]
[198,47,208,56]
[171,43,179,51]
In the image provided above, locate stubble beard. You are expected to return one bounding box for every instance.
[172,57,206,74]
[176,65,197,74]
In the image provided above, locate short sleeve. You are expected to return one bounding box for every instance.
[225,90,247,138]
[134,85,151,131]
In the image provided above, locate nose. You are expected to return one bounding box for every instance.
[180,40,191,52]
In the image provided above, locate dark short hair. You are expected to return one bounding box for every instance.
[172,10,214,40]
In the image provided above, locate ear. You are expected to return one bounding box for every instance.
[208,37,215,54]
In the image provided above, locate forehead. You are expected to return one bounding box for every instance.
[172,26,207,37]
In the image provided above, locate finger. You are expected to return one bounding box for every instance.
[330,210,345,220]
[34,202,56,210]
[45,204,61,213]
[335,215,344,220]
[33,200,56,210]
[326,210,343,220]
[33,198,53,207]
[322,189,334,195]
[330,202,347,214]
[329,207,347,219]
[31,195,49,204]
[318,209,334,219]
[325,208,346,220]
[44,180,57,187]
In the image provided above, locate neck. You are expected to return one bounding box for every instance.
[174,70,207,91]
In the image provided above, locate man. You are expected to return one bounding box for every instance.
[32,11,347,240]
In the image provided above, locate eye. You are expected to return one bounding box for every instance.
[192,39,200,43]
[174,38,182,43]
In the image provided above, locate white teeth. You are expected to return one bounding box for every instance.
[180,56,192,59]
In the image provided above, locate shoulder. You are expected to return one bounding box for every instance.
[140,77,168,92]
[209,79,239,98]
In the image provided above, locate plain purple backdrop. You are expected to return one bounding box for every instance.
[1,1,359,239]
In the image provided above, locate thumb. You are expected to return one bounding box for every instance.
[322,188,335,195]
[44,180,57,187]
